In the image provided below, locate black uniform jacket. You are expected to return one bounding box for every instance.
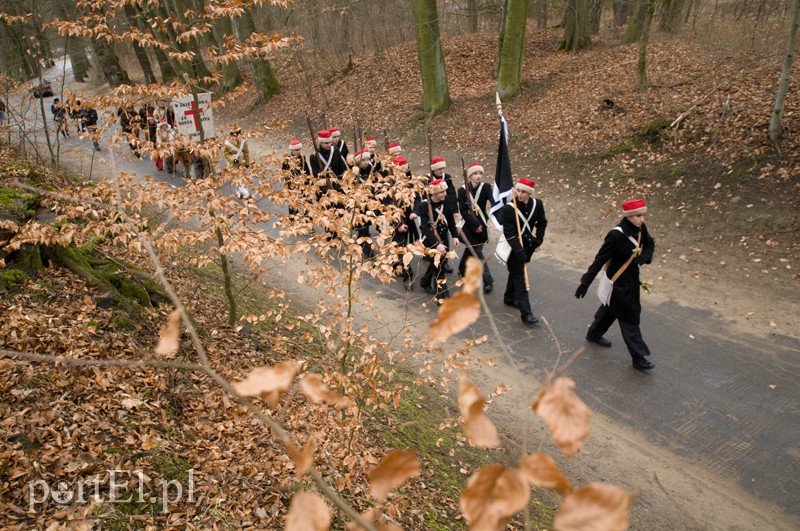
[458,182,494,245]
[282,153,311,189]
[501,197,547,261]
[580,217,655,325]
[310,146,348,178]
[416,197,458,250]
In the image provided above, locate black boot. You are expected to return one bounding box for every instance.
[632,357,655,371]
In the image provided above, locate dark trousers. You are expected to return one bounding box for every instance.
[355,223,374,259]
[420,256,448,299]
[587,305,651,360]
[458,240,493,288]
[392,231,414,281]
[504,255,532,317]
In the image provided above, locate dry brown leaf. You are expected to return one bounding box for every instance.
[285,491,331,531]
[462,256,484,294]
[429,291,480,345]
[458,377,500,449]
[154,308,181,356]
[460,464,530,531]
[232,360,298,405]
[300,373,350,408]
[532,377,591,457]
[554,483,634,531]
[367,449,420,502]
[287,440,316,476]
[520,452,572,496]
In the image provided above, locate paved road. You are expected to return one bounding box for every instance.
[375,253,800,527]
[10,84,799,527]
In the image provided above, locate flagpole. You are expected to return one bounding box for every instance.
[496,93,530,292]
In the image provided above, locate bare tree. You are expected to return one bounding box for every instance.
[496,0,530,100]
[770,0,800,142]
[637,0,657,88]
[658,0,686,32]
[235,10,281,104]
[412,0,451,115]
[560,0,592,51]
[623,0,652,43]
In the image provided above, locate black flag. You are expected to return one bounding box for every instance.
[489,114,513,230]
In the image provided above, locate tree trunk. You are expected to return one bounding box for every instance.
[133,3,179,83]
[123,4,156,84]
[637,0,656,89]
[559,0,591,51]
[536,0,549,29]
[658,0,686,32]
[54,0,90,82]
[468,0,480,32]
[613,0,632,32]
[496,0,509,77]
[623,0,651,44]
[412,0,451,116]
[163,0,214,85]
[31,16,56,68]
[90,39,131,87]
[212,16,243,95]
[770,0,800,142]
[1,3,40,80]
[589,0,604,34]
[496,0,530,100]
[235,11,281,104]
[66,37,90,82]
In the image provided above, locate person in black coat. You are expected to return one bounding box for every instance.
[330,127,351,168]
[417,178,460,302]
[575,198,656,371]
[352,148,386,260]
[429,156,458,274]
[310,129,347,191]
[388,156,420,289]
[501,178,547,325]
[457,162,495,292]
[281,139,311,217]
[80,104,101,151]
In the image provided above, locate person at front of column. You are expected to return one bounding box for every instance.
[575,198,656,371]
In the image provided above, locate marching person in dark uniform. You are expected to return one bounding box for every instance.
[352,149,382,260]
[117,105,141,158]
[311,129,347,185]
[429,156,459,273]
[311,130,348,238]
[575,198,656,371]
[364,136,384,175]
[457,162,494,293]
[281,139,311,217]
[80,104,101,151]
[389,156,419,290]
[501,178,547,325]
[417,178,460,302]
[329,127,351,168]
